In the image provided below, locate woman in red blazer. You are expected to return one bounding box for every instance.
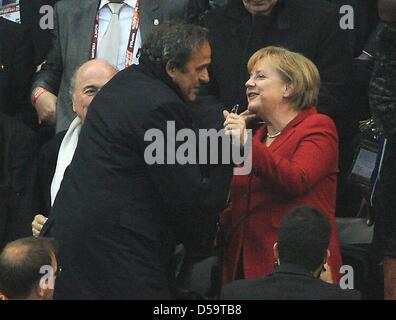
[223,46,342,285]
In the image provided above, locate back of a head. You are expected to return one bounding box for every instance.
[277,207,331,272]
[0,237,56,299]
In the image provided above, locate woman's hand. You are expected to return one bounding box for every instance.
[223,110,248,148]
[32,214,48,237]
[239,109,259,129]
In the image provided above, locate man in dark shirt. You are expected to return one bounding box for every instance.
[221,206,361,300]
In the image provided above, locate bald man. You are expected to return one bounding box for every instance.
[0,237,57,300]
[32,60,117,236]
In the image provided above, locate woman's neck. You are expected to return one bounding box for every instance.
[266,106,299,136]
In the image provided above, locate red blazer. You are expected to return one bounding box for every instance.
[222,107,342,285]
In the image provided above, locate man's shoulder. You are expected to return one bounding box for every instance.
[221,273,361,300]
[314,278,361,300]
[221,277,270,299]
[89,66,184,120]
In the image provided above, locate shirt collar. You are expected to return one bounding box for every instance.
[99,0,137,10]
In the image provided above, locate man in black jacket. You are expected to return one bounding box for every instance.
[43,22,232,299]
[31,59,117,237]
[221,206,361,300]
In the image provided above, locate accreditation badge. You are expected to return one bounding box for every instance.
[0,0,21,24]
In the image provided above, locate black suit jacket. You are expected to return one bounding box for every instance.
[0,17,36,128]
[0,113,37,250]
[221,263,361,300]
[18,0,61,66]
[45,58,232,299]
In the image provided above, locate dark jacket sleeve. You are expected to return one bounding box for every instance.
[2,119,38,243]
[10,26,36,126]
[315,5,353,128]
[0,18,36,128]
[369,23,396,140]
[141,102,232,249]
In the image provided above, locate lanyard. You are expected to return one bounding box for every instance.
[90,0,140,68]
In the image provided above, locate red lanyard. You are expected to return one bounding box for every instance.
[90,1,140,68]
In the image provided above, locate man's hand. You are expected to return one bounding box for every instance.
[32,214,48,237]
[32,87,57,125]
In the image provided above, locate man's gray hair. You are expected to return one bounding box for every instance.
[140,21,208,72]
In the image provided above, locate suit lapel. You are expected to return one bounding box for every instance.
[139,0,160,43]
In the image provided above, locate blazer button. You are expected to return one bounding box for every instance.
[153,19,159,26]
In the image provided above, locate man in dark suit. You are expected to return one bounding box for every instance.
[221,206,361,300]
[0,17,35,129]
[31,59,117,237]
[43,22,232,299]
[31,0,191,132]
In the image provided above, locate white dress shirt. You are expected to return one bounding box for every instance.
[98,0,141,70]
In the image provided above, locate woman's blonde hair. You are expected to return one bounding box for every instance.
[247,46,320,110]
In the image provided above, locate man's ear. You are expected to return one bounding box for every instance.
[166,61,176,80]
[273,242,279,260]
